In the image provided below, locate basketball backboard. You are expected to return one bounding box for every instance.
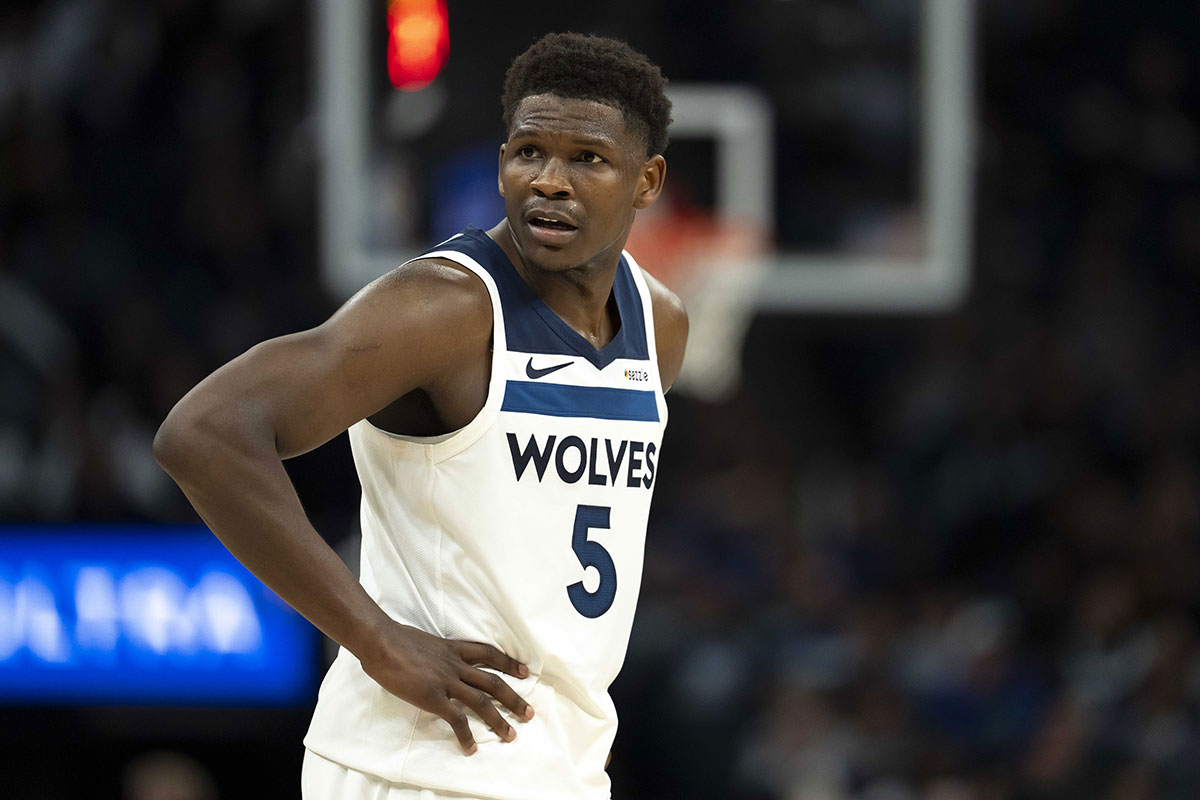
[312,0,975,394]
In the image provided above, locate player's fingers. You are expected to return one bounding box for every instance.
[437,698,477,755]
[462,666,535,721]
[451,683,516,742]
[457,641,529,679]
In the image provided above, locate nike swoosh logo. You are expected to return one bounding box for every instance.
[525,357,572,380]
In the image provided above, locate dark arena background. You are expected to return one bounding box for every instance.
[3,1,1200,798]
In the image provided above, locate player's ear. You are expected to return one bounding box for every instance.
[497,144,507,198]
[633,154,666,210]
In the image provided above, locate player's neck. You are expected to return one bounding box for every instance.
[489,222,623,349]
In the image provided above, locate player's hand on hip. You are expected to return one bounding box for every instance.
[357,623,535,755]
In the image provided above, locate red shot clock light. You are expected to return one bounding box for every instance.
[386,0,450,91]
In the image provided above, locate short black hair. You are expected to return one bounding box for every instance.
[502,33,672,157]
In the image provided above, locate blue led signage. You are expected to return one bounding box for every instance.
[0,526,317,705]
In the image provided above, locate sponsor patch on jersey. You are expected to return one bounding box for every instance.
[623,368,649,382]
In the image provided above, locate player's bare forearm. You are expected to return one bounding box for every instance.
[153,394,392,661]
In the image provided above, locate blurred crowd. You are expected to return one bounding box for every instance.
[0,0,325,524]
[616,3,1200,800]
[2,1,1199,799]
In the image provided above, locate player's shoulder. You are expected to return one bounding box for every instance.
[372,255,491,322]
[636,267,688,391]
[378,255,490,303]
[638,267,687,338]
[330,255,493,351]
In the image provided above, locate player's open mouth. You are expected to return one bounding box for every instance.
[529,216,576,230]
[526,213,579,245]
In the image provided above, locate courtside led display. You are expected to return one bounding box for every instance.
[0,526,317,705]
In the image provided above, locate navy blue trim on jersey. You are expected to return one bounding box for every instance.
[428,227,650,369]
[501,381,660,422]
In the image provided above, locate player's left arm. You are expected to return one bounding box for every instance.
[643,270,689,393]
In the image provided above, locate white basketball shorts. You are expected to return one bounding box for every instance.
[301,749,488,800]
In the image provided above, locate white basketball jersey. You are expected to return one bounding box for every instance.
[304,227,669,800]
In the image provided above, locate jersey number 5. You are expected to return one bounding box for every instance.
[567,505,616,618]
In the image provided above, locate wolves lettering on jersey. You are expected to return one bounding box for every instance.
[305,226,667,800]
[507,431,657,489]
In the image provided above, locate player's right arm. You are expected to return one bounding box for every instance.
[153,259,532,754]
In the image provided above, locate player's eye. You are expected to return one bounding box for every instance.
[517,145,539,159]
[578,151,604,164]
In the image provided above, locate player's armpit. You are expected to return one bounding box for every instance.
[268,258,492,458]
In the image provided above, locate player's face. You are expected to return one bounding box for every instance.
[498,93,665,274]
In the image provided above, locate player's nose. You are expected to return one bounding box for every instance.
[530,157,573,198]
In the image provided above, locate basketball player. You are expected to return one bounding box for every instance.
[154,32,686,799]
